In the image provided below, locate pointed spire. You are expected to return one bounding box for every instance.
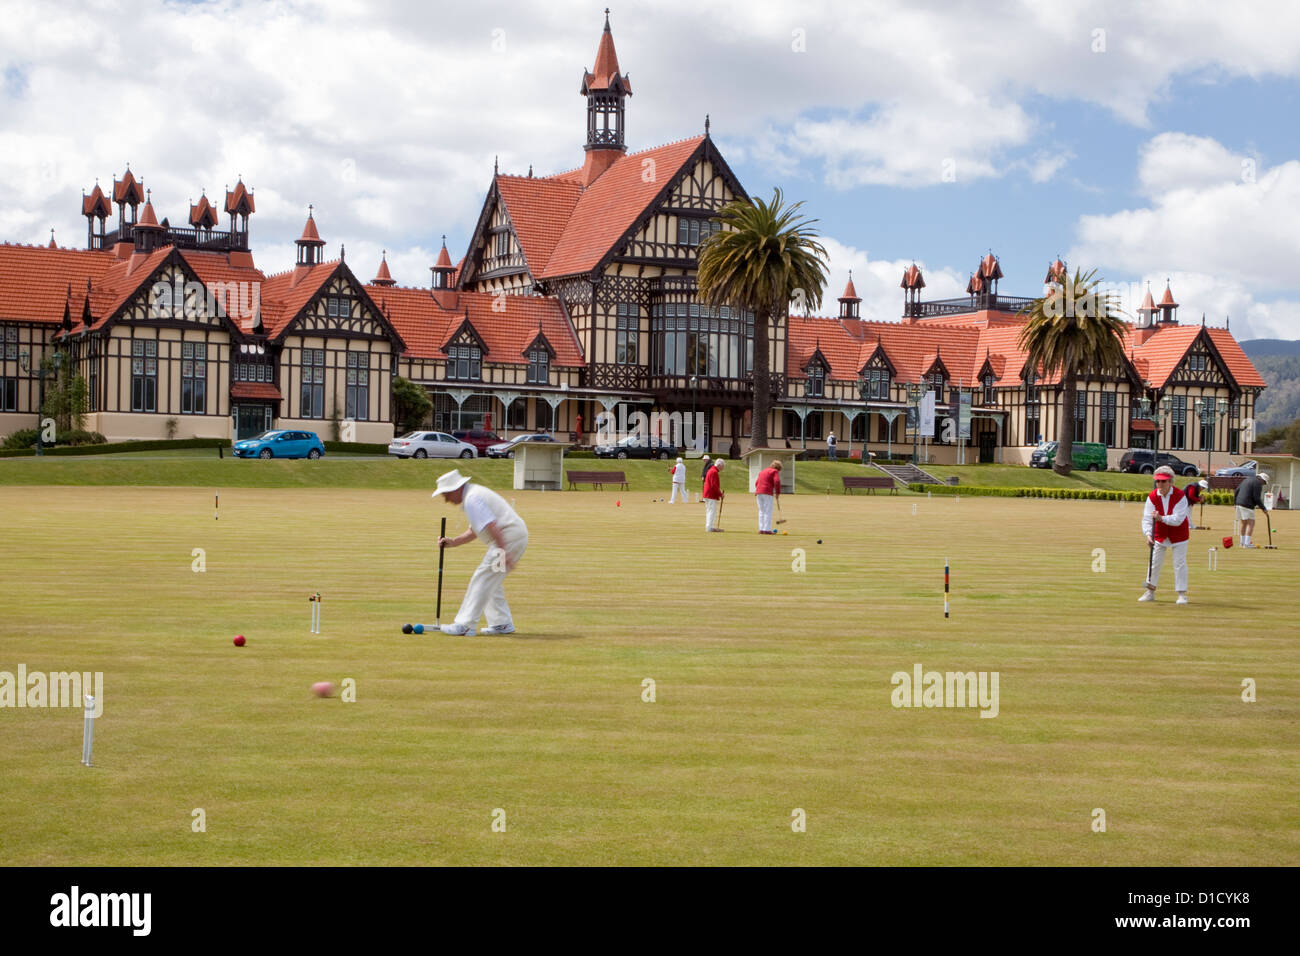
[296,205,325,266]
[1045,257,1066,284]
[494,155,499,176]
[137,190,160,228]
[705,114,710,138]
[48,228,57,249]
[373,250,396,286]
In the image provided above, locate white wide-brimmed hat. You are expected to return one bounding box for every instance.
[1198,479,1209,489]
[1259,472,1270,483]
[432,469,472,498]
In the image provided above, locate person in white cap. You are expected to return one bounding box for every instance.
[1234,471,1270,547]
[431,469,528,635]
[1184,478,1209,529]
[669,456,687,502]
[1140,465,1190,604]
[703,457,725,531]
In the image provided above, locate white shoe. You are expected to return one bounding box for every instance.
[440,622,471,635]
[1241,543,1257,549]
[1138,590,1155,602]
[1176,594,1188,605]
[480,624,515,635]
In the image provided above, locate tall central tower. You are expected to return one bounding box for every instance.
[579,10,632,184]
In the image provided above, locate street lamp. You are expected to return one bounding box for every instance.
[906,382,925,464]
[857,377,871,465]
[1133,393,1152,451]
[18,349,64,456]
[1194,396,1230,477]
[689,375,698,452]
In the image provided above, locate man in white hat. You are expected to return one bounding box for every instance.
[1140,465,1190,604]
[1234,471,1270,548]
[669,456,687,503]
[431,469,528,635]
[703,457,725,531]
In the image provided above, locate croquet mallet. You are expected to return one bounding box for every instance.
[436,516,447,625]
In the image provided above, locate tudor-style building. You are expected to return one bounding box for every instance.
[0,14,1267,465]
[780,258,1265,469]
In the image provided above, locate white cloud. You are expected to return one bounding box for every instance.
[1069,134,1300,337]
[815,236,967,323]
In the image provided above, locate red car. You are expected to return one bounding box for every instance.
[452,429,504,454]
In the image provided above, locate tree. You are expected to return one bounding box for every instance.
[697,188,828,450]
[41,352,87,434]
[1018,268,1128,475]
[392,376,433,433]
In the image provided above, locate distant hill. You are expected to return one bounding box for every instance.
[1241,338,1300,358]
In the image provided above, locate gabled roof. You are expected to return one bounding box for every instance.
[113,168,144,205]
[581,11,631,94]
[1119,323,1265,389]
[258,261,339,338]
[365,285,584,367]
[81,246,175,330]
[542,135,707,278]
[225,179,255,215]
[900,263,925,290]
[190,193,219,229]
[492,175,583,277]
[82,184,112,219]
[0,243,114,324]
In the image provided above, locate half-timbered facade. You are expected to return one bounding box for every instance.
[0,16,1267,461]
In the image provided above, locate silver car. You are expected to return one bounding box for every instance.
[388,431,477,459]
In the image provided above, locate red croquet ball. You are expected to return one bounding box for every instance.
[312,681,334,698]
[1222,536,1233,549]
[233,635,246,647]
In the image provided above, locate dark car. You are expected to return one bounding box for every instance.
[1118,449,1199,476]
[594,435,677,460]
[452,429,504,454]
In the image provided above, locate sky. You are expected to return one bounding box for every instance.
[2,0,1299,340]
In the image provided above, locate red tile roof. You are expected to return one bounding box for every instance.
[1204,327,1265,387]
[366,285,584,367]
[259,261,338,338]
[190,194,218,229]
[113,168,144,206]
[435,242,453,269]
[1159,282,1178,308]
[137,199,160,228]
[372,254,395,286]
[297,212,323,245]
[494,175,583,276]
[541,136,705,278]
[0,243,114,324]
[80,246,174,330]
[979,253,1003,281]
[840,275,860,300]
[582,13,631,94]
[82,185,112,219]
[231,382,283,401]
[225,180,254,215]
[900,263,925,290]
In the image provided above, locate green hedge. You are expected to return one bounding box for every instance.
[322,441,389,455]
[907,483,1236,505]
[0,437,228,458]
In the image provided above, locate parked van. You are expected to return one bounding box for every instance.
[1030,441,1108,471]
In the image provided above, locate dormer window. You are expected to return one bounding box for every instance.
[863,367,890,400]
[983,372,995,405]
[326,296,350,318]
[807,363,825,398]
[448,345,482,381]
[527,348,549,384]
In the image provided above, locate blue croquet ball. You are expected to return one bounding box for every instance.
[413,624,425,635]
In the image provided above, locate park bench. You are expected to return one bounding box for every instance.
[566,470,629,491]
[1207,475,1245,492]
[842,475,897,495]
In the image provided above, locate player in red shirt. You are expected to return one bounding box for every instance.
[703,458,725,532]
[754,460,783,533]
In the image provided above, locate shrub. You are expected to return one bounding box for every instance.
[2,427,39,450]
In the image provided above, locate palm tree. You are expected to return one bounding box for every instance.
[697,188,828,450]
[1018,267,1128,475]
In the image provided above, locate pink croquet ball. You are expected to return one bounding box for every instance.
[312,681,334,698]
[233,635,246,647]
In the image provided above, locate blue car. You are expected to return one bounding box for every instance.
[233,430,325,459]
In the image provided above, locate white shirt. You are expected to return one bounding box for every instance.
[672,463,685,482]
[1141,489,1189,536]
[461,483,527,543]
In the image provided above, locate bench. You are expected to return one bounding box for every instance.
[566,470,629,491]
[1208,475,1245,491]
[842,475,897,494]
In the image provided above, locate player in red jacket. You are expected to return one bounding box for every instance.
[1140,465,1190,604]
[754,460,783,533]
[703,458,725,532]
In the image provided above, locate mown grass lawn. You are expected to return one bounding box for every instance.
[1,476,1295,865]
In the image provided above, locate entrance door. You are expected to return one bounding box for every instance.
[978,430,996,463]
[236,405,273,439]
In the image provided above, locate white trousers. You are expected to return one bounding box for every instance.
[756,494,774,531]
[454,527,529,628]
[670,481,687,503]
[1148,538,1188,593]
[705,498,720,531]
